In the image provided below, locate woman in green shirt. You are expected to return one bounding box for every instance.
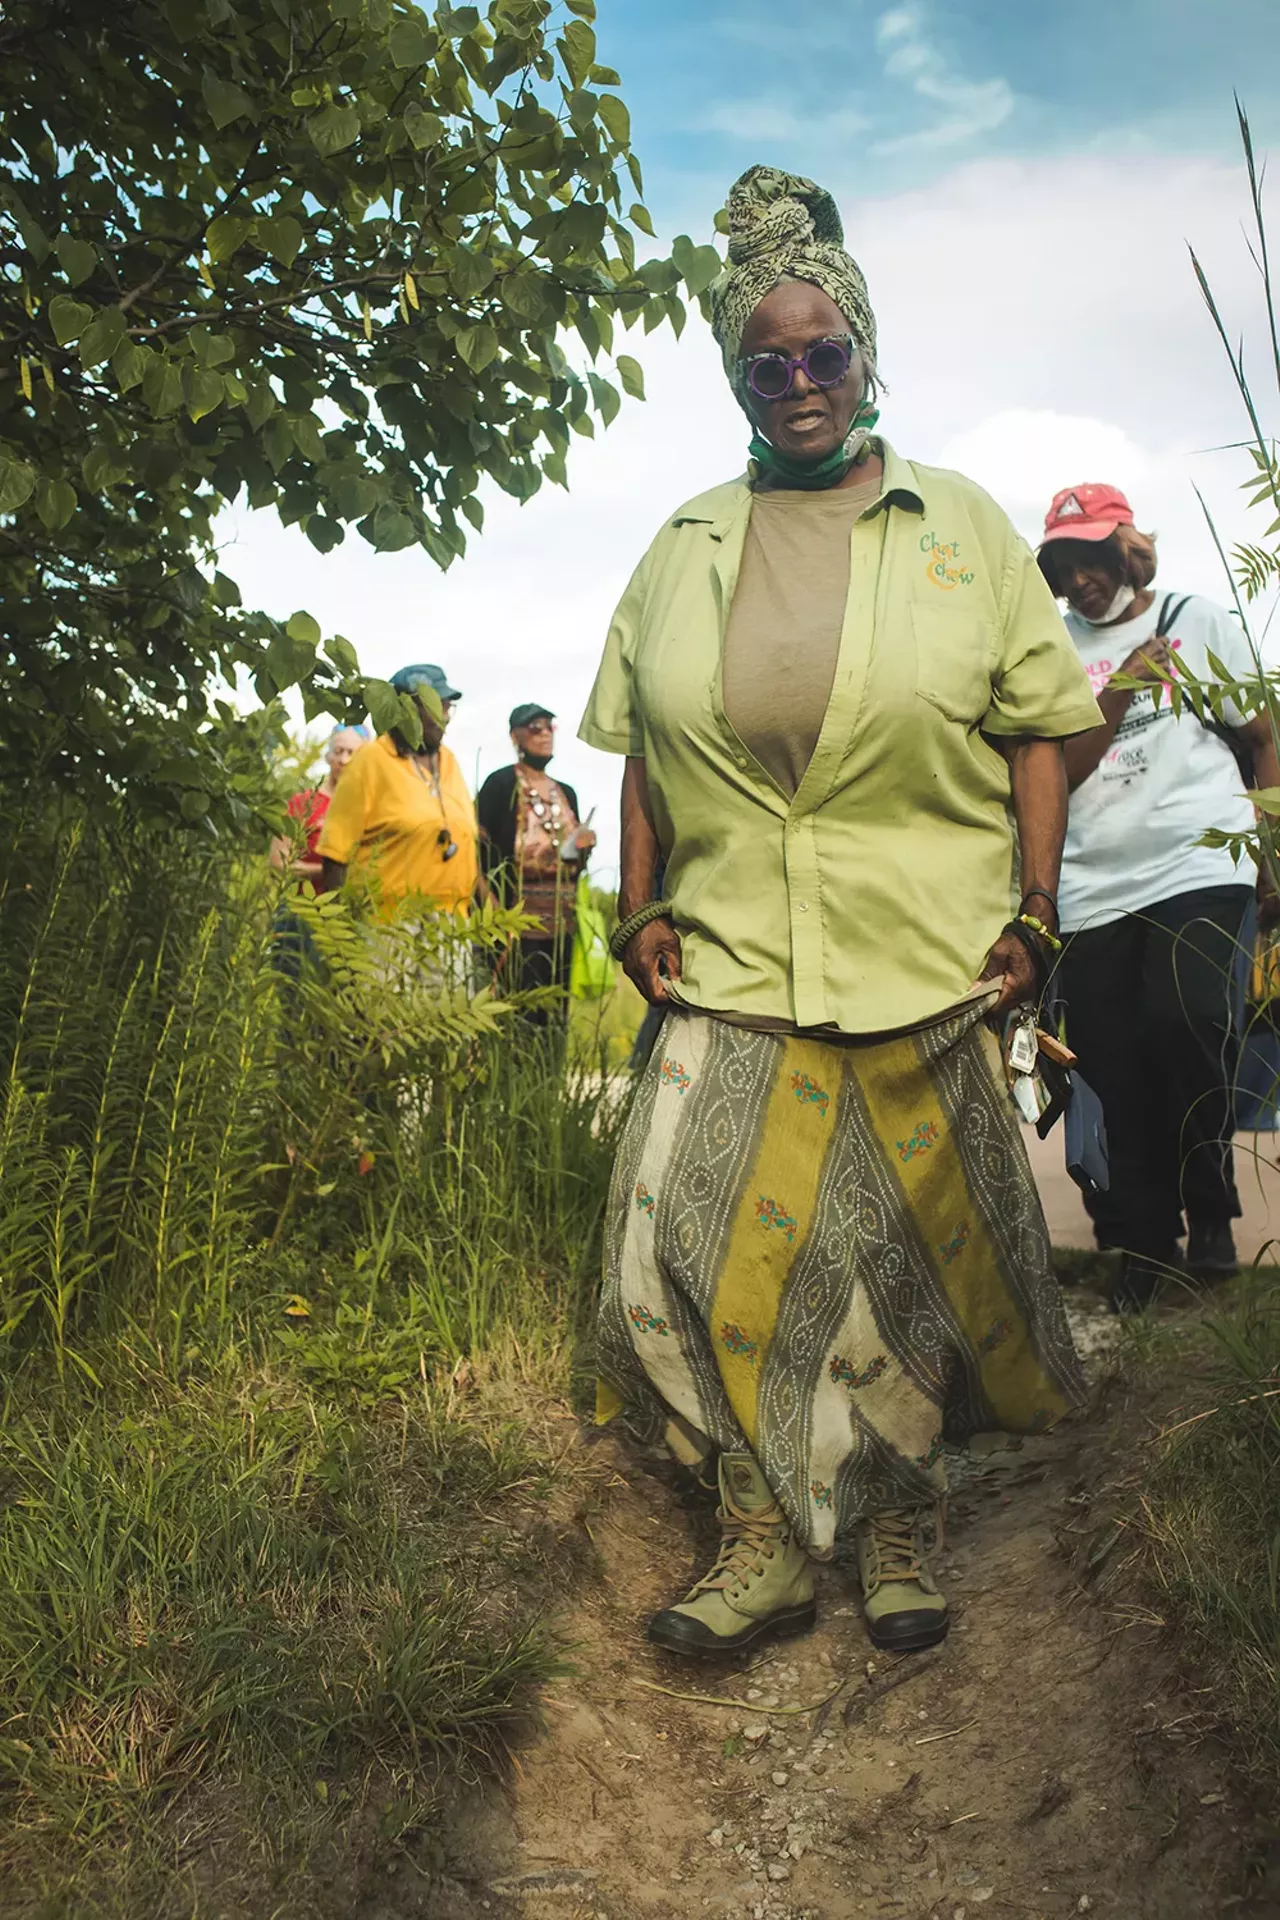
[581,167,1102,1659]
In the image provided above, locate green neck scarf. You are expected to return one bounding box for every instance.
[749,409,881,492]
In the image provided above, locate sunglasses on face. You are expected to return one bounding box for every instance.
[738,333,856,403]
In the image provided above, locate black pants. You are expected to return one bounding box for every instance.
[1053,884,1251,1256]
[509,936,572,1027]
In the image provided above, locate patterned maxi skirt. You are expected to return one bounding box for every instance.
[595,1002,1085,1558]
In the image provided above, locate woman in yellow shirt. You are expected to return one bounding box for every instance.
[318,664,484,917]
[581,167,1100,1663]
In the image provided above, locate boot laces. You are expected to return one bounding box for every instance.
[864,1505,941,1593]
[685,1488,786,1599]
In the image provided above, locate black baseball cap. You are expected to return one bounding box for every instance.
[509,702,556,729]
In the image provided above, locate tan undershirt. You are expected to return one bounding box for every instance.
[722,476,882,795]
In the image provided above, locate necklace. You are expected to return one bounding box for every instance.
[517,770,565,836]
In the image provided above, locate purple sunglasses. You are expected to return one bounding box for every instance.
[738,333,857,403]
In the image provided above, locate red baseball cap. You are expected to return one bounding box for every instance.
[1039,483,1135,547]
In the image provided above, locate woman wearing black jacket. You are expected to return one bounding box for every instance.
[477,703,595,1022]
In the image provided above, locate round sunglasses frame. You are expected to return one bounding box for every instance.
[738,333,857,403]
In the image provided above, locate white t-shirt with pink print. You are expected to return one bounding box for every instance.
[1058,591,1255,933]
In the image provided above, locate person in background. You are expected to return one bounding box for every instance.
[318,664,486,921]
[477,703,596,1021]
[269,725,368,888]
[580,165,1100,1661]
[1038,483,1280,1311]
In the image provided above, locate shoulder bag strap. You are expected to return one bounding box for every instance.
[1156,592,1253,781]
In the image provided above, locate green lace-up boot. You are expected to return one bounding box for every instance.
[647,1452,816,1656]
[857,1504,949,1653]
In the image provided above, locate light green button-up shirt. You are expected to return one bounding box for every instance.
[579,442,1102,1035]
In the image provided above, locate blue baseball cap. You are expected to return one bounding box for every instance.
[389,663,461,702]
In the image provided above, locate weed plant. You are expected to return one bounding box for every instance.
[1137,1273,1280,1782]
[0,802,626,1915]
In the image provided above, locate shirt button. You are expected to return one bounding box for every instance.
[798,901,809,912]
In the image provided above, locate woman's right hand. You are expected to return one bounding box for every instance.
[1116,637,1173,685]
[623,916,682,1004]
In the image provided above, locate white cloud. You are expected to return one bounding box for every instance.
[219,147,1275,879]
[874,5,1014,153]
[700,100,871,145]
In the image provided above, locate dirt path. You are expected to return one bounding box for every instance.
[422,1298,1265,1920]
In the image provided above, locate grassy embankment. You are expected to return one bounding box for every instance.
[0,808,637,1916]
[1128,1268,1280,1787]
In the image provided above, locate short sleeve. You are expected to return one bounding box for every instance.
[981,529,1103,739]
[578,549,651,756]
[1195,598,1256,728]
[316,749,374,863]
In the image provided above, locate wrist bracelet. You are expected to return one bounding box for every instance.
[609,898,675,960]
[1015,911,1061,952]
[1001,920,1052,996]
[1020,888,1058,919]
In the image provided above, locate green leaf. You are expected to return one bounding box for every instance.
[54,234,98,286]
[456,323,499,372]
[243,381,276,430]
[183,364,226,422]
[565,0,596,15]
[81,443,127,492]
[1247,787,1280,816]
[500,272,550,322]
[683,243,722,297]
[597,94,630,146]
[365,677,406,735]
[309,104,361,156]
[47,294,92,346]
[261,215,303,267]
[306,516,345,553]
[188,324,236,367]
[403,104,444,149]
[616,353,645,400]
[287,610,322,646]
[326,634,360,674]
[110,337,149,392]
[207,214,256,263]
[450,245,497,298]
[558,19,596,87]
[589,371,619,426]
[35,477,77,531]
[291,414,326,464]
[370,503,417,551]
[213,571,242,608]
[389,16,432,64]
[0,451,36,515]
[262,417,294,470]
[79,309,126,370]
[142,356,184,416]
[202,70,254,130]
[629,202,655,238]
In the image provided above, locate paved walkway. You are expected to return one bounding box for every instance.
[1026,1123,1280,1259]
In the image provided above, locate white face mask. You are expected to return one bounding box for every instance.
[1072,583,1136,626]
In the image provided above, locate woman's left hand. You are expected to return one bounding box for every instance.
[974,929,1040,1012]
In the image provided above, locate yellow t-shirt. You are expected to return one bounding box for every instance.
[317,734,478,917]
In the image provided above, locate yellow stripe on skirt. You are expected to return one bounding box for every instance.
[595,1004,1084,1557]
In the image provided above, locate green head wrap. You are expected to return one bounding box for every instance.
[708,166,878,386]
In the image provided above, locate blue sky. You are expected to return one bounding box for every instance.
[599,0,1280,219]
[224,1,1280,875]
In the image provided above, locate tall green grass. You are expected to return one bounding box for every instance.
[0,802,625,1914]
[1137,1275,1280,1780]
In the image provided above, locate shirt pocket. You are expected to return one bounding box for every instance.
[912,602,995,724]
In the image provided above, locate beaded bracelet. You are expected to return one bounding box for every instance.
[609,898,675,960]
[1015,911,1061,952]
